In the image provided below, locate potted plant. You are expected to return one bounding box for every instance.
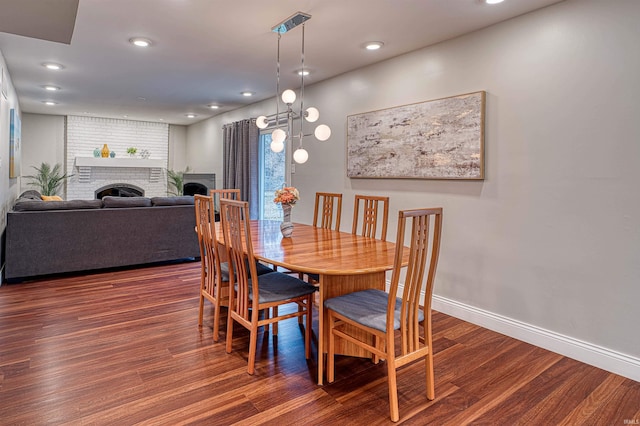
[126,147,138,157]
[24,162,73,196]
[167,167,190,196]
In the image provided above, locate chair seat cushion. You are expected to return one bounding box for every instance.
[325,289,424,332]
[220,261,272,282]
[245,272,317,304]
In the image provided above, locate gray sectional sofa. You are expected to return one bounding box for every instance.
[4,192,200,281]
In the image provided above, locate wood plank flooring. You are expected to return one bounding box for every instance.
[0,261,638,425]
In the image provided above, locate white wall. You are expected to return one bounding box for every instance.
[186,0,640,379]
[168,124,188,172]
[20,113,65,193]
[0,51,22,281]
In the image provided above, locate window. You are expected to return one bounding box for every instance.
[258,132,287,220]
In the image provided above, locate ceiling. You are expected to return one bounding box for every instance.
[0,0,565,126]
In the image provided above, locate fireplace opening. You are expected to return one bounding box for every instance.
[95,183,145,199]
[183,182,208,196]
[182,173,215,196]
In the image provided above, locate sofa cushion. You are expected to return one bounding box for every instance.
[18,190,43,200]
[151,196,195,206]
[102,196,152,208]
[13,199,103,211]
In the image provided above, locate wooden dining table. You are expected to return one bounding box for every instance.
[215,220,407,385]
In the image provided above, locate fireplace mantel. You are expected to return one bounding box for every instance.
[75,157,165,168]
[74,157,165,183]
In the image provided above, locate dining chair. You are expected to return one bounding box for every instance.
[301,192,343,285]
[325,207,443,422]
[352,194,389,240]
[219,198,317,375]
[194,194,228,342]
[313,192,343,231]
[210,188,240,220]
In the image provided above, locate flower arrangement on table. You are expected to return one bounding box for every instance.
[273,186,299,206]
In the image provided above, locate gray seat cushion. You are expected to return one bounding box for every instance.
[324,289,424,332]
[219,260,273,282]
[243,271,317,304]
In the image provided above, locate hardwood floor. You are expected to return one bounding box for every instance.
[0,261,638,425]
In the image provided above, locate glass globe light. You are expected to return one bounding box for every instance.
[293,148,309,164]
[270,140,285,153]
[314,124,331,141]
[272,128,286,144]
[281,89,296,104]
[305,107,319,123]
[256,115,268,129]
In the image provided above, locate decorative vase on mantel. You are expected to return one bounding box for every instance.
[101,144,110,158]
[280,204,294,238]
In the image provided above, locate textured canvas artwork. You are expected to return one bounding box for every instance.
[10,108,21,178]
[347,91,485,179]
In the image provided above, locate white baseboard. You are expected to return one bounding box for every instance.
[431,294,640,382]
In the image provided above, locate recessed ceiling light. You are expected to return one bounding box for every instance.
[43,62,64,70]
[42,101,57,106]
[43,85,61,91]
[297,70,310,76]
[208,104,220,109]
[241,91,254,97]
[485,0,505,3]
[364,41,384,51]
[129,37,152,47]
[185,113,197,118]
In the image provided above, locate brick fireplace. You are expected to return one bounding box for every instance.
[65,116,169,199]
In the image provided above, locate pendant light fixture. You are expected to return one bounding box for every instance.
[256,12,331,164]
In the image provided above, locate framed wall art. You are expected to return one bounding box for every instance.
[10,108,21,178]
[347,91,485,180]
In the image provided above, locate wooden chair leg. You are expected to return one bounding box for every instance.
[198,294,205,327]
[327,311,336,383]
[247,326,258,375]
[305,296,312,359]
[387,357,399,422]
[212,299,221,342]
[272,306,278,335]
[426,352,435,400]
[372,335,380,364]
[225,312,234,354]
[298,283,304,324]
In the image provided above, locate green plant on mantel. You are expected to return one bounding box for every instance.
[126,147,138,156]
[167,166,191,196]
[25,162,73,196]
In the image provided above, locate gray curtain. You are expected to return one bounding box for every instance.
[222,119,259,219]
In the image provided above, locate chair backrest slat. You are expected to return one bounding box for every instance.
[313,192,342,231]
[387,207,443,356]
[352,194,389,240]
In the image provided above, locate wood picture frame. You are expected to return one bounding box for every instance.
[347,91,485,180]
